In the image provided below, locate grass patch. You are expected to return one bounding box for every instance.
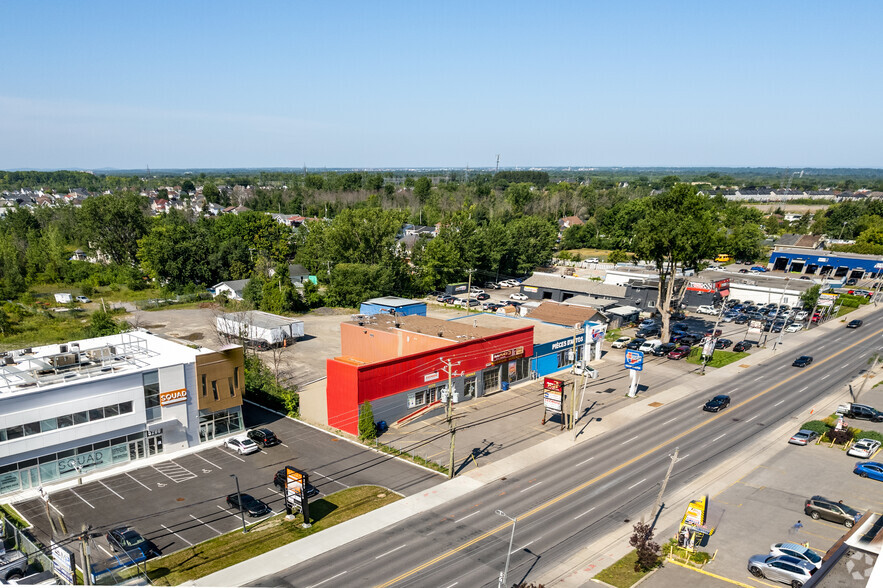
[605,327,622,342]
[0,307,91,350]
[686,347,748,369]
[140,485,400,586]
[836,305,857,317]
[0,504,30,528]
[664,539,712,565]
[594,549,660,587]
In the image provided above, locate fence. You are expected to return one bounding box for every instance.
[1,514,53,577]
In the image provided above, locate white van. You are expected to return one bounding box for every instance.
[696,305,717,315]
[639,339,662,353]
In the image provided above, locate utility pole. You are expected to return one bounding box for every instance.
[441,358,461,478]
[80,528,93,585]
[701,302,728,375]
[465,269,475,315]
[652,447,679,520]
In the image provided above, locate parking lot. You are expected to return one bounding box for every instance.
[12,403,442,569]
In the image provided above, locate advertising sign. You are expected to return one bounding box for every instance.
[423,372,439,382]
[284,466,311,523]
[543,377,564,412]
[818,292,837,307]
[491,347,524,363]
[159,388,187,406]
[544,377,564,393]
[523,286,538,293]
[702,338,716,358]
[53,544,76,585]
[624,350,644,371]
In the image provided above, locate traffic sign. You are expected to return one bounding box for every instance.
[625,350,644,371]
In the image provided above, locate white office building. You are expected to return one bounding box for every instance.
[0,331,245,497]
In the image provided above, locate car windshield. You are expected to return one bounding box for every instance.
[119,531,142,547]
[241,495,260,507]
[794,433,808,439]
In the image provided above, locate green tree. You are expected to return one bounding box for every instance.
[202,182,221,203]
[325,263,396,308]
[181,179,196,193]
[359,401,376,441]
[727,223,765,262]
[78,192,149,266]
[504,183,534,213]
[86,310,123,337]
[608,249,628,264]
[137,215,215,290]
[506,216,557,274]
[413,177,432,202]
[801,284,821,309]
[632,184,720,342]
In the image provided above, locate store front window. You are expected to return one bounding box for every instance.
[198,407,243,442]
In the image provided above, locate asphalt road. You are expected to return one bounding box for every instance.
[13,404,442,571]
[254,307,883,588]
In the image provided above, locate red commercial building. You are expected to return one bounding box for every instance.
[326,314,534,435]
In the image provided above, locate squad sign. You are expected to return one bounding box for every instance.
[159,388,188,406]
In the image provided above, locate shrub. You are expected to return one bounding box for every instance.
[851,430,883,444]
[359,402,376,441]
[800,420,831,435]
[824,428,854,445]
[629,521,660,572]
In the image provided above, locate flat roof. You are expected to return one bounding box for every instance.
[697,269,816,292]
[446,312,580,345]
[773,247,883,262]
[0,331,211,397]
[350,314,505,341]
[363,297,425,307]
[219,310,303,329]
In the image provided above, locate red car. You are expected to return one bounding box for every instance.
[811,313,822,323]
[667,345,691,359]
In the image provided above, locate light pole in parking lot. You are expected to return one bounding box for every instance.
[496,509,517,588]
[230,474,247,533]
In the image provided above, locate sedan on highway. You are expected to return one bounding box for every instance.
[847,319,863,329]
[792,355,813,368]
[226,493,271,517]
[733,340,753,352]
[747,554,814,586]
[847,438,881,459]
[667,345,691,360]
[788,429,819,446]
[703,395,730,412]
[853,461,883,482]
[610,337,630,349]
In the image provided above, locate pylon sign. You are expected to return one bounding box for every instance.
[625,350,644,371]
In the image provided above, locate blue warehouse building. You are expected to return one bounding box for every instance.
[359,296,427,317]
[769,248,883,280]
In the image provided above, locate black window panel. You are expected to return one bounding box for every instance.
[56,449,75,458]
[39,454,57,464]
[104,404,119,417]
[0,429,6,442]
[127,433,144,442]
[118,401,133,414]
[93,440,110,449]
[77,444,93,454]
[111,436,128,445]
[19,458,38,468]
[0,463,17,474]
[57,415,74,428]
[89,408,105,421]
[6,425,24,440]
[23,422,41,436]
[73,412,88,425]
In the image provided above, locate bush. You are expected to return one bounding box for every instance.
[850,429,883,444]
[800,420,831,435]
[359,402,376,441]
[629,521,660,572]
[824,428,854,445]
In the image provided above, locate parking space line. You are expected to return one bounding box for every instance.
[281,443,290,448]
[97,544,114,558]
[70,489,95,509]
[217,448,246,462]
[195,453,222,470]
[99,480,125,500]
[126,473,152,491]
[161,523,194,546]
[665,557,757,587]
[189,513,222,535]
[375,544,407,559]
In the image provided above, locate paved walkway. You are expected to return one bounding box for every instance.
[192,304,881,587]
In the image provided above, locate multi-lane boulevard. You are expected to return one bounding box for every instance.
[255,307,883,588]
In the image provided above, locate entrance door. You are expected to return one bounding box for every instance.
[19,467,39,490]
[147,436,163,456]
[464,377,477,399]
[128,440,145,461]
[199,423,214,442]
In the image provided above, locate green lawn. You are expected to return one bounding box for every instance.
[140,485,400,586]
[685,347,748,369]
[594,550,660,587]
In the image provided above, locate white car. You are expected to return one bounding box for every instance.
[224,436,260,455]
[585,257,600,264]
[509,293,528,301]
[848,438,882,459]
[696,305,718,315]
[794,310,809,321]
[785,323,803,333]
[769,543,822,569]
[470,287,485,295]
[639,339,662,353]
[611,336,631,349]
[76,296,91,303]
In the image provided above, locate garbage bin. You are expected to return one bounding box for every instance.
[501,381,510,391]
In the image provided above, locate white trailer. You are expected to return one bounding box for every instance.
[54,293,73,304]
[216,311,305,350]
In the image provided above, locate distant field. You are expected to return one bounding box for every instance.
[745,203,831,214]
[560,248,615,260]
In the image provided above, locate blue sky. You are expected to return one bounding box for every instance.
[1,1,881,169]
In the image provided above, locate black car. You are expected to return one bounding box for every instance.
[703,395,730,412]
[273,468,320,497]
[733,314,749,324]
[733,340,753,352]
[678,334,702,346]
[670,322,689,332]
[637,327,661,338]
[653,342,678,356]
[226,493,271,517]
[847,319,863,329]
[247,428,280,447]
[714,338,733,349]
[106,527,161,558]
[771,321,785,333]
[846,278,858,286]
[792,355,813,368]
[484,282,499,289]
[476,292,490,301]
[670,311,686,320]
[625,338,646,350]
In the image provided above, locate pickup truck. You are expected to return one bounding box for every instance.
[0,550,29,582]
[836,403,883,422]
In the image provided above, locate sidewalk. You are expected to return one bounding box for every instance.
[192,303,881,587]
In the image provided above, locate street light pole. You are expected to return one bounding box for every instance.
[231,474,247,533]
[496,510,517,588]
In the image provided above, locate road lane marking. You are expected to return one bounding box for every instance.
[746,415,759,422]
[520,482,543,493]
[443,583,458,588]
[126,473,152,491]
[753,376,764,381]
[574,507,596,520]
[375,544,407,559]
[195,453,222,469]
[375,325,883,588]
[189,513,222,535]
[677,454,690,462]
[99,480,124,500]
[576,457,595,466]
[821,373,831,380]
[712,434,726,442]
[627,478,647,490]
[663,417,678,425]
[161,523,193,546]
[774,400,785,406]
[512,541,533,553]
[70,489,94,509]
[799,386,808,392]
[314,470,349,488]
[818,345,826,350]
[455,511,481,523]
[307,571,347,588]
[621,435,639,445]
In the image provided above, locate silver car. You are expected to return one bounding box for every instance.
[748,554,814,587]
[847,438,882,459]
[770,542,822,569]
